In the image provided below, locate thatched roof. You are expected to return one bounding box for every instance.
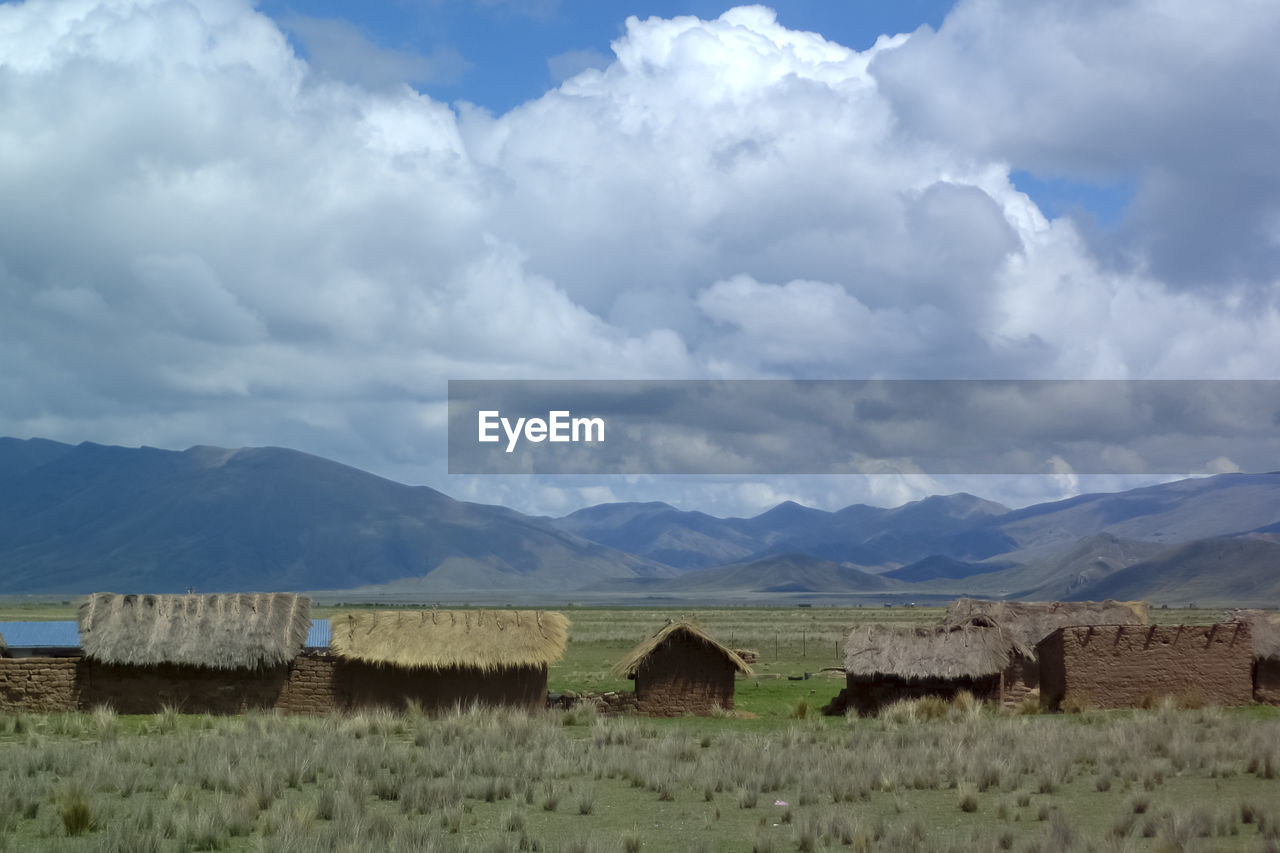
[1226,610,1280,661]
[612,622,754,678]
[843,624,1010,681]
[78,593,311,669]
[941,598,1149,660]
[327,610,569,671]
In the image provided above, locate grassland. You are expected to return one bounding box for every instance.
[0,603,1274,851]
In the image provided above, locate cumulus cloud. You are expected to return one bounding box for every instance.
[1,0,1278,516]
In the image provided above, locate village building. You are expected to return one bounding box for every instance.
[940,598,1148,708]
[613,622,753,716]
[74,591,312,714]
[1226,610,1280,704]
[322,609,569,713]
[829,622,1010,716]
[1037,623,1253,710]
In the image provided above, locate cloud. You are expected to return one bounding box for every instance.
[870,0,1280,290]
[546,48,610,83]
[1,0,1278,516]
[280,14,471,90]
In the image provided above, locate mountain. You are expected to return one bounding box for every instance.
[550,492,1013,570]
[0,439,673,594]
[3,435,1280,602]
[1064,535,1280,605]
[586,553,902,595]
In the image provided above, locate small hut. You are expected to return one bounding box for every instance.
[833,623,1010,716]
[941,598,1148,707]
[326,609,569,712]
[612,622,753,716]
[1226,610,1280,704]
[76,592,312,713]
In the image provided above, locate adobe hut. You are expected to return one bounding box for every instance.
[326,609,569,713]
[612,622,753,716]
[76,592,311,713]
[1037,623,1253,711]
[831,623,1010,716]
[941,598,1149,708]
[1226,610,1280,704]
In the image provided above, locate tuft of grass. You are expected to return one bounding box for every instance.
[58,793,95,837]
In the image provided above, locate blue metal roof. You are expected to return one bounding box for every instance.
[0,621,80,648]
[0,619,332,650]
[306,619,330,649]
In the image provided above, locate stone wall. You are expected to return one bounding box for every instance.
[0,653,547,715]
[1037,623,1252,711]
[1255,659,1280,705]
[634,634,736,716]
[0,658,80,712]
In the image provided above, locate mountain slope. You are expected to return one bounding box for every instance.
[1067,535,1280,605]
[0,439,673,594]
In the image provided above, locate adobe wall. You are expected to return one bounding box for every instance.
[326,658,548,713]
[1255,659,1280,705]
[0,653,547,715]
[0,658,81,713]
[839,674,1001,717]
[634,634,736,717]
[79,660,291,714]
[1037,623,1252,711]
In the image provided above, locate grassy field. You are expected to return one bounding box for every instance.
[1,603,1275,851]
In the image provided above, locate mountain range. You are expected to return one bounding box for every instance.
[1,437,1278,605]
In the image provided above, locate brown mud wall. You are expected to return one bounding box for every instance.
[634,634,736,716]
[0,654,546,715]
[1037,623,1252,711]
[832,674,1001,717]
[1255,658,1280,705]
[999,655,1039,709]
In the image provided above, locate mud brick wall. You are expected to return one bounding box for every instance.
[999,655,1040,709]
[327,658,547,713]
[1255,659,1280,705]
[1037,623,1252,711]
[839,674,1001,717]
[280,652,338,714]
[0,658,81,712]
[633,634,737,716]
[77,660,291,714]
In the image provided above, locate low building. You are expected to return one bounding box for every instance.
[612,622,753,716]
[323,609,569,713]
[75,591,312,714]
[831,623,1010,716]
[940,598,1148,708]
[1037,623,1253,711]
[1226,610,1280,704]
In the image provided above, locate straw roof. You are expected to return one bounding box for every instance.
[327,610,569,671]
[78,593,311,669]
[941,598,1149,660]
[1225,610,1280,661]
[843,624,1010,681]
[612,622,754,678]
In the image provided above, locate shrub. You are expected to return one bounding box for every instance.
[58,794,94,837]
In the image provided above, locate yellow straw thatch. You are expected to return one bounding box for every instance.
[843,623,1010,680]
[78,592,311,669]
[327,610,570,671]
[941,598,1149,660]
[612,622,754,678]
[1225,610,1280,661]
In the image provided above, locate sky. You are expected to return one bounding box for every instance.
[2,0,1279,518]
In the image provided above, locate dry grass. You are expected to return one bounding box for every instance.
[328,609,569,671]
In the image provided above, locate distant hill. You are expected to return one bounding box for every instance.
[586,554,903,595]
[0,439,673,594]
[2,436,1279,603]
[1066,535,1280,605]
